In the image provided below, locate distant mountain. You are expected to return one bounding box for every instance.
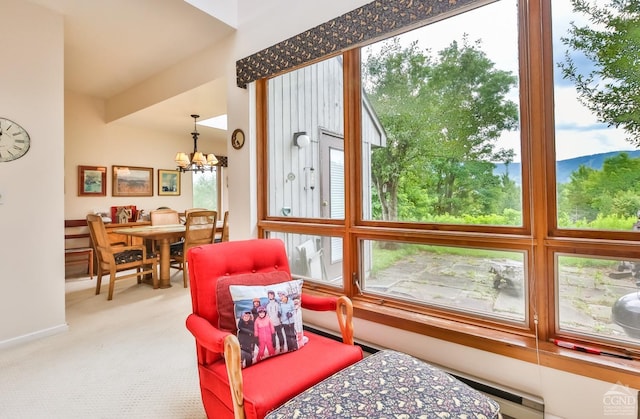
[493,150,640,185]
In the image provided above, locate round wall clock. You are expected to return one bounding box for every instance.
[0,117,30,162]
[231,128,245,150]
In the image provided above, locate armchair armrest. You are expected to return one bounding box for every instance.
[224,334,244,419]
[301,294,355,346]
[186,314,245,419]
[185,313,231,354]
[301,293,337,311]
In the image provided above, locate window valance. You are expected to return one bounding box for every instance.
[236,0,489,88]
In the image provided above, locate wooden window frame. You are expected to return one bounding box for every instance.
[255,0,640,388]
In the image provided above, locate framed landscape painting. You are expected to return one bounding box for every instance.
[158,169,180,196]
[78,165,107,196]
[112,165,153,197]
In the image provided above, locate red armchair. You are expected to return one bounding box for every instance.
[186,238,363,419]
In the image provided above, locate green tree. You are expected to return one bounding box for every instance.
[558,0,640,145]
[364,36,519,220]
[192,171,218,210]
[559,164,600,222]
[558,153,640,224]
[366,39,432,221]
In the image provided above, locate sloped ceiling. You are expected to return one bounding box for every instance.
[28,0,235,139]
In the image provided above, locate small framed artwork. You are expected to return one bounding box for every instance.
[78,165,107,196]
[112,165,154,197]
[158,169,181,196]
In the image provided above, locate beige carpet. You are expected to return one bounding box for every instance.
[0,272,206,418]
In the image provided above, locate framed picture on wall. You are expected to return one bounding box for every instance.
[78,165,107,196]
[112,165,153,197]
[158,169,181,196]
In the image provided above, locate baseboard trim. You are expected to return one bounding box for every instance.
[0,323,69,350]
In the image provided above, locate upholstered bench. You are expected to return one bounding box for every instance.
[266,349,502,418]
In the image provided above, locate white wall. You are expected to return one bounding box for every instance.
[0,0,65,344]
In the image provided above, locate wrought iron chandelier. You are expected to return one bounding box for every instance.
[174,114,218,173]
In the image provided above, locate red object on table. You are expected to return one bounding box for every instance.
[110,205,137,223]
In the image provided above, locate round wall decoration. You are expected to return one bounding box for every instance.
[231,128,245,150]
[0,117,30,162]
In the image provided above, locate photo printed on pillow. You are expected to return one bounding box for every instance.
[229,279,304,367]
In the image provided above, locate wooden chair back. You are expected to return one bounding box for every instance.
[215,210,229,242]
[221,211,229,242]
[184,210,218,255]
[170,210,217,288]
[150,208,180,225]
[86,214,111,267]
[182,208,208,224]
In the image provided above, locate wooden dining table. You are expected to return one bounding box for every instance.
[111,224,185,289]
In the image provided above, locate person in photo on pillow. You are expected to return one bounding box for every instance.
[253,306,276,361]
[266,290,286,354]
[249,298,262,354]
[237,311,256,367]
[250,298,261,319]
[279,292,298,352]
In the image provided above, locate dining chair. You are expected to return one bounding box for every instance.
[170,210,218,287]
[215,210,229,243]
[86,214,158,300]
[149,208,182,255]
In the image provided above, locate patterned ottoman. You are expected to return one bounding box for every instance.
[266,349,501,418]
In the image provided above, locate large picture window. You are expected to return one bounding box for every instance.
[256,0,640,383]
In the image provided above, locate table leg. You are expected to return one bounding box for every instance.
[158,238,172,288]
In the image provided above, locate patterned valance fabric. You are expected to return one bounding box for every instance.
[236,0,486,88]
